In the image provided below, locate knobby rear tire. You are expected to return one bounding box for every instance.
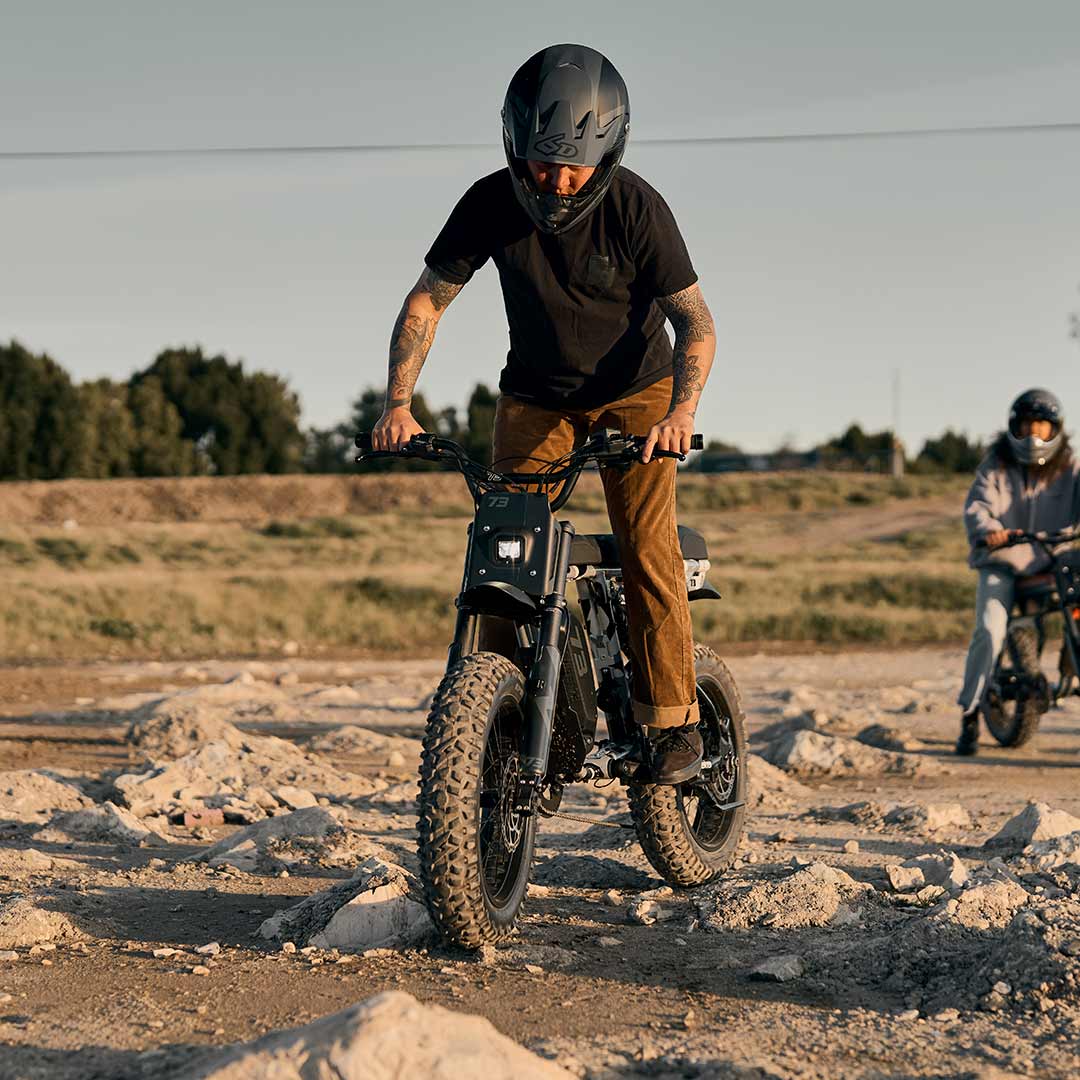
[417,652,535,949]
[629,645,748,888]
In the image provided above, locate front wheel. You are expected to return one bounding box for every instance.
[417,652,536,948]
[983,624,1048,748]
[629,645,748,887]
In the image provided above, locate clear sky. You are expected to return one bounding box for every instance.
[2,1,1079,452]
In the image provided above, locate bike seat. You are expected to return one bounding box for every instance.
[570,525,709,568]
[1016,573,1056,598]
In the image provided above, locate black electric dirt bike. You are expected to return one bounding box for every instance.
[979,529,1080,747]
[355,429,746,948]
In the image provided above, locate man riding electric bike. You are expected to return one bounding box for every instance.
[371,43,717,783]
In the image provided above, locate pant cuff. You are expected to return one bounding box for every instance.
[633,699,700,730]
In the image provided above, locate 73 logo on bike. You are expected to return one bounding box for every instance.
[533,134,578,159]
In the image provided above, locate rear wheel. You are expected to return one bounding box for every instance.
[417,653,536,948]
[629,645,747,887]
[984,624,1048,748]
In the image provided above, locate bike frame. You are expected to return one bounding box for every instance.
[356,429,708,814]
[991,532,1080,701]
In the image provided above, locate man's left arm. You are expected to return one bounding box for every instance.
[643,283,716,462]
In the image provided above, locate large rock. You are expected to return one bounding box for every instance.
[0,895,82,948]
[126,682,301,760]
[40,801,166,846]
[260,853,430,950]
[0,770,93,825]
[197,807,360,873]
[983,803,1080,852]
[886,851,967,893]
[113,732,379,820]
[174,990,571,1079]
[760,729,929,779]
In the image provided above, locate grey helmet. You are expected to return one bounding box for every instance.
[1007,388,1065,466]
[502,44,630,234]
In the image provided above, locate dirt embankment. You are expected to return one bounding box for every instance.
[0,474,475,526]
[0,472,964,526]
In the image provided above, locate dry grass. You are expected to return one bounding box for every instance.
[0,471,975,661]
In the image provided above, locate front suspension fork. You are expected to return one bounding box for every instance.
[515,521,575,810]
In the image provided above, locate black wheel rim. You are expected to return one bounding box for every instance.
[477,698,530,910]
[677,673,742,851]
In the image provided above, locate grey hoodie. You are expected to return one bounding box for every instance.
[965,449,1080,574]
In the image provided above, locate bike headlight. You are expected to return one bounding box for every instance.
[496,537,523,561]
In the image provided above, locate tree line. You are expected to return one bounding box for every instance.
[701,423,986,474]
[0,340,498,480]
[1,339,986,481]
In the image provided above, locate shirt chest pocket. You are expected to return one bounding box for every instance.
[574,253,628,306]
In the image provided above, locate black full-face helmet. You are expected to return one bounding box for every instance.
[502,44,630,235]
[1007,388,1065,466]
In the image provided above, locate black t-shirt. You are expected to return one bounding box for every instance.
[425,166,697,410]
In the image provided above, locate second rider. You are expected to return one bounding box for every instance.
[371,43,715,784]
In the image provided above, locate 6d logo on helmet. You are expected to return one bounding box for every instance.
[534,134,578,159]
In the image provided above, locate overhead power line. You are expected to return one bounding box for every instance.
[1,118,1079,162]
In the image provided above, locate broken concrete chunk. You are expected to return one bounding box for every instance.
[273,786,318,811]
[983,803,1080,852]
[259,853,431,951]
[887,865,925,893]
[750,954,805,982]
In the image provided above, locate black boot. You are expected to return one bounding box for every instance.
[649,725,704,784]
[955,711,979,756]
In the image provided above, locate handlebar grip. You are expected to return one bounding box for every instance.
[354,432,372,451]
[690,434,703,451]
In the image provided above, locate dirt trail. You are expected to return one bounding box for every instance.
[2,649,1080,1079]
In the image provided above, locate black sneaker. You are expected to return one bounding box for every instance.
[955,712,979,757]
[649,725,704,785]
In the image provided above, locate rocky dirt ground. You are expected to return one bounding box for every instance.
[2,648,1080,1078]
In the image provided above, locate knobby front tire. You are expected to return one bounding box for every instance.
[417,652,535,948]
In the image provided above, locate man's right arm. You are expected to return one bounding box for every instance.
[371,267,464,450]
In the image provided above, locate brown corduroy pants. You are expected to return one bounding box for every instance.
[483,376,699,730]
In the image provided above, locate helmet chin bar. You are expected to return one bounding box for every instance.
[1007,431,1063,467]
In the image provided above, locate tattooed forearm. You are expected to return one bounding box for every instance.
[386,307,435,409]
[671,349,705,409]
[382,268,465,411]
[657,284,716,413]
[416,267,464,312]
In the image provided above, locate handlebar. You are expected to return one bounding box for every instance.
[974,529,1078,551]
[354,430,704,510]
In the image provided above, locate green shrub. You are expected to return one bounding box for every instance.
[36,536,90,566]
[89,617,138,640]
